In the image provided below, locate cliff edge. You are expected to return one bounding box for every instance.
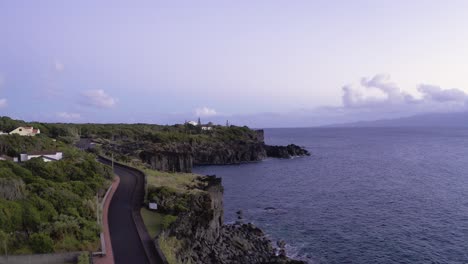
[149,175,304,264]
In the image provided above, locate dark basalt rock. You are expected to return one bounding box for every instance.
[159,176,305,264]
[140,150,193,173]
[265,144,310,159]
[101,129,309,173]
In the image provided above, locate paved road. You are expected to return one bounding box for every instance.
[99,158,152,264]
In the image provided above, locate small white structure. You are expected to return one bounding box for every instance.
[201,126,213,131]
[187,121,198,126]
[148,202,158,210]
[9,126,40,136]
[0,131,7,136]
[0,155,18,162]
[20,151,63,162]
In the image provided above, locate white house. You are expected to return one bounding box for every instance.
[19,151,63,162]
[0,155,18,162]
[187,121,199,126]
[9,126,40,136]
[201,126,213,131]
[0,131,8,136]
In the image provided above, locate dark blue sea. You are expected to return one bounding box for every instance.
[194,127,468,264]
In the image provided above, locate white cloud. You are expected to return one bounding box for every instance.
[54,60,64,72]
[194,106,217,117]
[0,99,6,108]
[418,84,467,102]
[342,74,416,108]
[341,74,468,112]
[80,89,117,108]
[56,112,81,120]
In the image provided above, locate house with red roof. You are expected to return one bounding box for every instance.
[9,126,41,136]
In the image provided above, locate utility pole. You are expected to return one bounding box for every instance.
[96,192,99,226]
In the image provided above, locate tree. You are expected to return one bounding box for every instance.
[30,232,54,253]
[22,202,41,234]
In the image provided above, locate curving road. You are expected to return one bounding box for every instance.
[98,157,159,264]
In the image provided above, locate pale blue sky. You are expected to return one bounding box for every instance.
[1,1,468,127]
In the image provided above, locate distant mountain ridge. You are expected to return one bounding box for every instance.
[326,111,468,127]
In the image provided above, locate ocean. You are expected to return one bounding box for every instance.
[193,127,468,264]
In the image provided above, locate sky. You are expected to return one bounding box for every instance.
[1,0,468,127]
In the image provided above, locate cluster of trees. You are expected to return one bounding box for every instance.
[0,116,260,147]
[0,150,111,254]
[0,134,60,157]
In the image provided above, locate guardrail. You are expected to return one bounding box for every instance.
[0,251,85,264]
[92,177,114,257]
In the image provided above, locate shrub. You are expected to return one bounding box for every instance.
[77,252,90,264]
[30,232,54,253]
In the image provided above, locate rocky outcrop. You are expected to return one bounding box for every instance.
[159,176,304,264]
[140,150,193,173]
[265,144,310,159]
[100,128,309,173]
[192,142,267,165]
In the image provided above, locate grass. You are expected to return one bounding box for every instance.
[140,208,177,238]
[100,152,204,193]
[144,168,205,193]
[77,252,90,264]
[157,233,183,264]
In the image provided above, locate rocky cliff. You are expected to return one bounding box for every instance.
[100,128,308,173]
[155,176,304,264]
[265,144,310,158]
[140,150,193,173]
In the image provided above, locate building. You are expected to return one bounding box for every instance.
[9,126,41,136]
[0,131,7,136]
[201,126,213,131]
[19,151,63,162]
[187,121,199,126]
[0,155,18,162]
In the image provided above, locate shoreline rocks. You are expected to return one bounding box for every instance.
[100,129,310,173]
[157,175,305,264]
[265,144,310,159]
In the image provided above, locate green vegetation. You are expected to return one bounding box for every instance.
[144,168,208,215]
[158,233,183,264]
[30,233,54,253]
[0,116,255,259]
[145,169,203,193]
[0,116,258,146]
[77,252,90,264]
[140,208,177,238]
[0,134,61,157]
[0,141,111,254]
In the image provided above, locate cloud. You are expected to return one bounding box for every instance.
[341,74,468,112]
[194,106,217,117]
[56,112,81,120]
[54,60,64,72]
[342,74,417,108]
[418,84,467,102]
[0,99,6,108]
[80,89,117,108]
